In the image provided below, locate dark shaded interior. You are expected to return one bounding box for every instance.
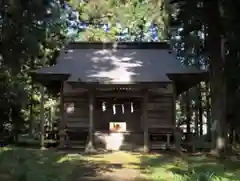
[94,97,144,150]
[94,97,142,132]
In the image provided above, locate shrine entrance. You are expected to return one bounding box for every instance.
[94,97,144,150]
[95,97,142,132]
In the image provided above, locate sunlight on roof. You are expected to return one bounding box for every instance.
[88,49,143,83]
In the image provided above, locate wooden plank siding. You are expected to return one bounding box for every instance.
[63,95,89,148]
[147,94,175,150]
[147,95,174,128]
[64,96,89,128]
[61,82,175,150]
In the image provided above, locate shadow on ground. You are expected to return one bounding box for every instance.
[169,154,240,180]
[0,147,135,181]
[1,148,239,181]
[128,151,177,172]
[137,151,240,181]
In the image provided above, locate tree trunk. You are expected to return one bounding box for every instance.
[29,82,34,136]
[185,92,191,134]
[194,95,199,136]
[210,70,227,153]
[40,85,45,149]
[206,81,211,140]
[204,0,227,155]
[29,57,35,136]
[198,84,203,136]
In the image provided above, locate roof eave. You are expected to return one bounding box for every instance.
[65,41,171,50]
[28,70,70,94]
[167,71,209,95]
[67,80,172,89]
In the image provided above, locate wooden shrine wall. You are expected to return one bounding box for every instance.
[63,82,88,129]
[147,95,174,129]
[64,95,89,128]
[62,82,175,130]
[147,84,174,129]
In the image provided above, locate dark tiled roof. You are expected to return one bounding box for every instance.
[34,42,204,85]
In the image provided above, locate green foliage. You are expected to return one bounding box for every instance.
[174,172,218,181]
[141,153,240,181]
[69,0,169,41]
[171,0,240,149]
[0,147,77,181]
[1,1,63,71]
[0,1,67,138]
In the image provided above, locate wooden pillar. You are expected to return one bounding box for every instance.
[85,90,95,152]
[59,82,65,149]
[40,85,45,149]
[172,83,177,128]
[167,134,170,148]
[143,90,149,152]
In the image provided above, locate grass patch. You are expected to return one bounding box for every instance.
[0,147,239,181]
[0,147,87,181]
[83,151,142,168]
[140,153,240,181]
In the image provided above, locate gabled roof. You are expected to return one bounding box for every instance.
[32,42,207,93]
[31,42,207,94]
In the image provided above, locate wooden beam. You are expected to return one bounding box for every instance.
[40,85,45,149]
[59,81,66,149]
[63,90,173,98]
[95,91,145,98]
[143,90,149,152]
[85,90,95,152]
[68,81,170,89]
[148,125,175,129]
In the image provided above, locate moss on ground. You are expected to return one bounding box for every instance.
[0,147,239,181]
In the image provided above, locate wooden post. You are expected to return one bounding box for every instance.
[172,83,177,130]
[170,83,177,150]
[40,85,45,149]
[85,91,95,152]
[143,90,149,152]
[49,107,53,131]
[167,134,170,148]
[59,82,65,149]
